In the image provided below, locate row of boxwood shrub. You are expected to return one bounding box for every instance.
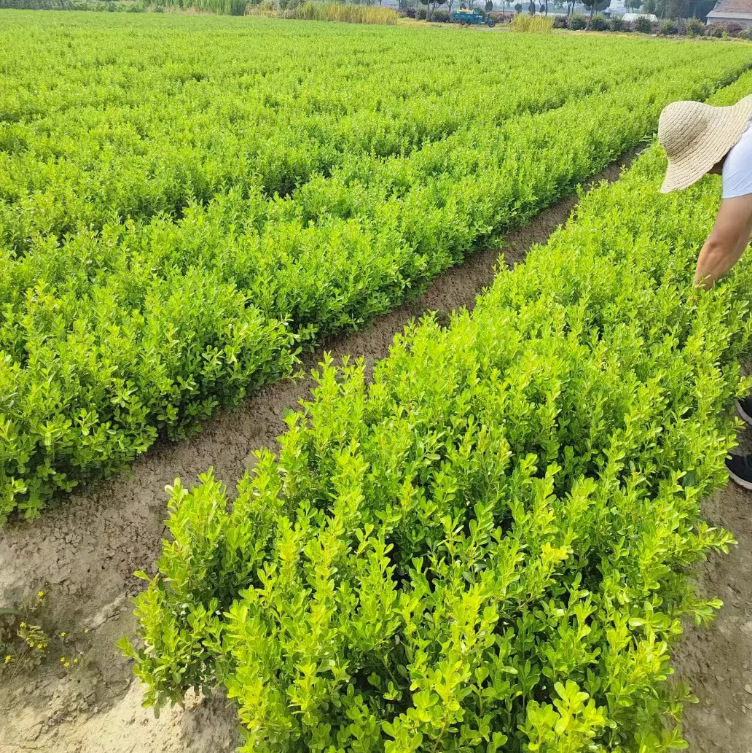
[403,9,752,37]
[7,28,747,520]
[123,74,752,753]
[554,14,752,37]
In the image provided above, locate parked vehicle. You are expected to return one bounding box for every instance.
[452,8,496,25]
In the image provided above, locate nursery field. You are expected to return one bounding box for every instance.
[124,72,752,753]
[2,9,752,753]
[2,11,752,519]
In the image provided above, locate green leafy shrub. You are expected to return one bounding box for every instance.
[660,19,678,34]
[569,13,586,28]
[609,15,625,30]
[633,15,652,32]
[686,17,705,36]
[589,13,608,29]
[1,15,751,519]
[707,23,726,37]
[124,75,752,752]
[553,13,568,26]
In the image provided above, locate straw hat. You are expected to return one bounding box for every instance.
[658,94,752,193]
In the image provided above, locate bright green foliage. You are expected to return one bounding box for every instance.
[2,13,752,518]
[124,75,752,752]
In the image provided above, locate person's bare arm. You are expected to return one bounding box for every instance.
[694,194,752,289]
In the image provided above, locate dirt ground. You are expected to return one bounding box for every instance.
[2,152,749,753]
[674,427,752,753]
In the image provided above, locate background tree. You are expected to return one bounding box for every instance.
[689,0,715,18]
[667,0,688,16]
[580,0,608,21]
[648,0,686,15]
[419,0,446,19]
[624,0,641,10]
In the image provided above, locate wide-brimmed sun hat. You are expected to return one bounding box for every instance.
[658,94,752,193]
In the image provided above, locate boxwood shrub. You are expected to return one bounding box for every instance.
[569,13,586,28]
[4,25,749,521]
[123,74,752,753]
[660,19,679,35]
[686,17,706,36]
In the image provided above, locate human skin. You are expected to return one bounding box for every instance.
[694,158,752,289]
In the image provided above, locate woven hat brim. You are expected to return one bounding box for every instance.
[660,96,752,194]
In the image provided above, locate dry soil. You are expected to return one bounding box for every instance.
[674,427,752,753]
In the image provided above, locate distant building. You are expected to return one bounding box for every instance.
[707,0,752,26]
[608,1,659,17]
[608,0,627,13]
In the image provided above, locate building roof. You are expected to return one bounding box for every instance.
[707,9,752,18]
[708,0,752,13]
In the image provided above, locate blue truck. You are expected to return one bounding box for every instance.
[451,8,496,25]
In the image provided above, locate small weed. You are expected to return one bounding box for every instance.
[1,589,87,679]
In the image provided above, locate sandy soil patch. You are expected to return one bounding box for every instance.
[674,427,752,753]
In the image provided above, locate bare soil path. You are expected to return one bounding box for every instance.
[4,151,746,753]
[675,429,752,753]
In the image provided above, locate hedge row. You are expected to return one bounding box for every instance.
[1,22,680,253]
[2,14,751,519]
[553,14,752,37]
[123,74,752,752]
